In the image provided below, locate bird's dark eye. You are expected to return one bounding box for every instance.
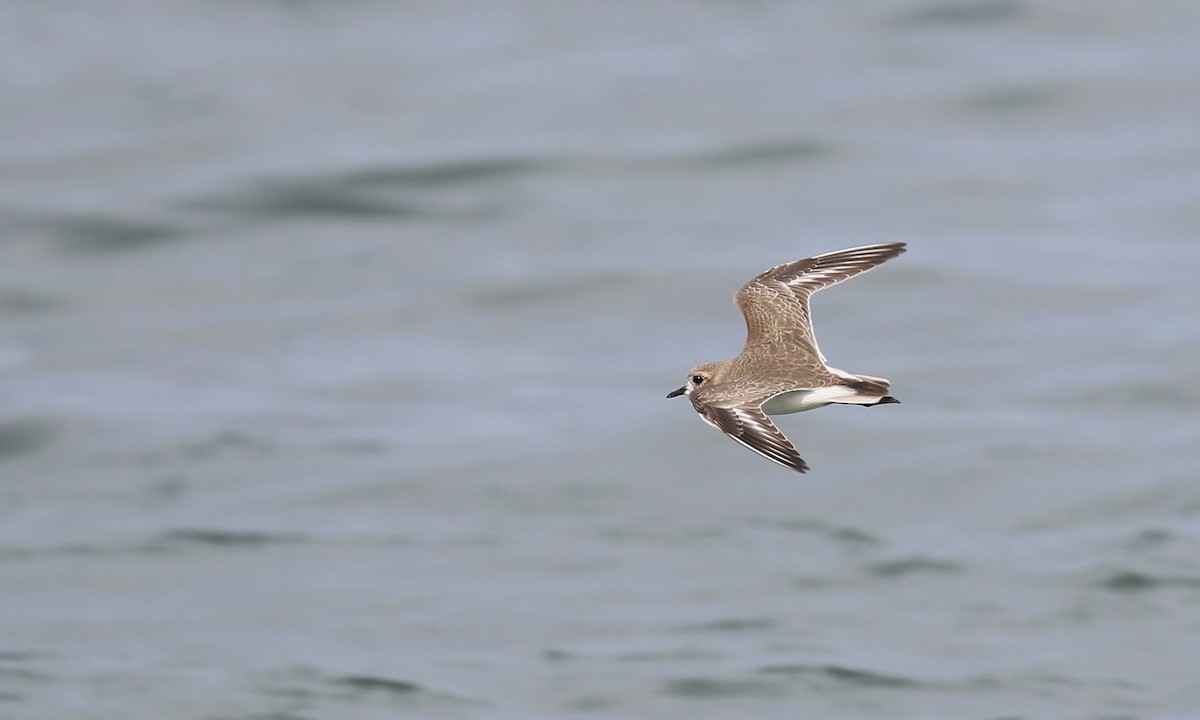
[692,375,705,385]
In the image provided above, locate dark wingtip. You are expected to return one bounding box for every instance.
[785,456,810,473]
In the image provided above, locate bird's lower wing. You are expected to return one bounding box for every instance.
[701,404,809,473]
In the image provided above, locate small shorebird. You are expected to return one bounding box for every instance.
[667,243,906,473]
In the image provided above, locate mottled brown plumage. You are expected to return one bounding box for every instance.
[667,243,906,473]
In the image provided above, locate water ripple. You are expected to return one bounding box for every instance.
[0,419,59,461]
[758,663,922,689]
[865,557,964,578]
[892,0,1025,26]
[157,529,307,549]
[1098,570,1200,592]
[52,215,187,254]
[662,676,782,699]
[333,675,422,695]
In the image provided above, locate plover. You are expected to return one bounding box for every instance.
[667,243,906,473]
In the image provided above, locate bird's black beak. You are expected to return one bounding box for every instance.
[667,386,686,398]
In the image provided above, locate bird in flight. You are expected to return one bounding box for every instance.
[667,243,906,473]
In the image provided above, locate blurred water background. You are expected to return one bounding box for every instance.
[2,1,1200,718]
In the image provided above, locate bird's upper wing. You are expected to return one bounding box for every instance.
[734,242,906,364]
[698,403,809,473]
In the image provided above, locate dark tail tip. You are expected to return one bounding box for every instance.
[861,396,899,407]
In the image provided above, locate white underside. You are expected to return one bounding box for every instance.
[761,384,886,415]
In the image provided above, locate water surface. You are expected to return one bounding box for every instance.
[2,2,1199,718]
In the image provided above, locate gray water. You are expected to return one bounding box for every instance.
[3,2,1200,718]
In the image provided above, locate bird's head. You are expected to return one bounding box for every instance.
[667,362,722,399]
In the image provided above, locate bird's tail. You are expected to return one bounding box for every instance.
[832,373,895,406]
